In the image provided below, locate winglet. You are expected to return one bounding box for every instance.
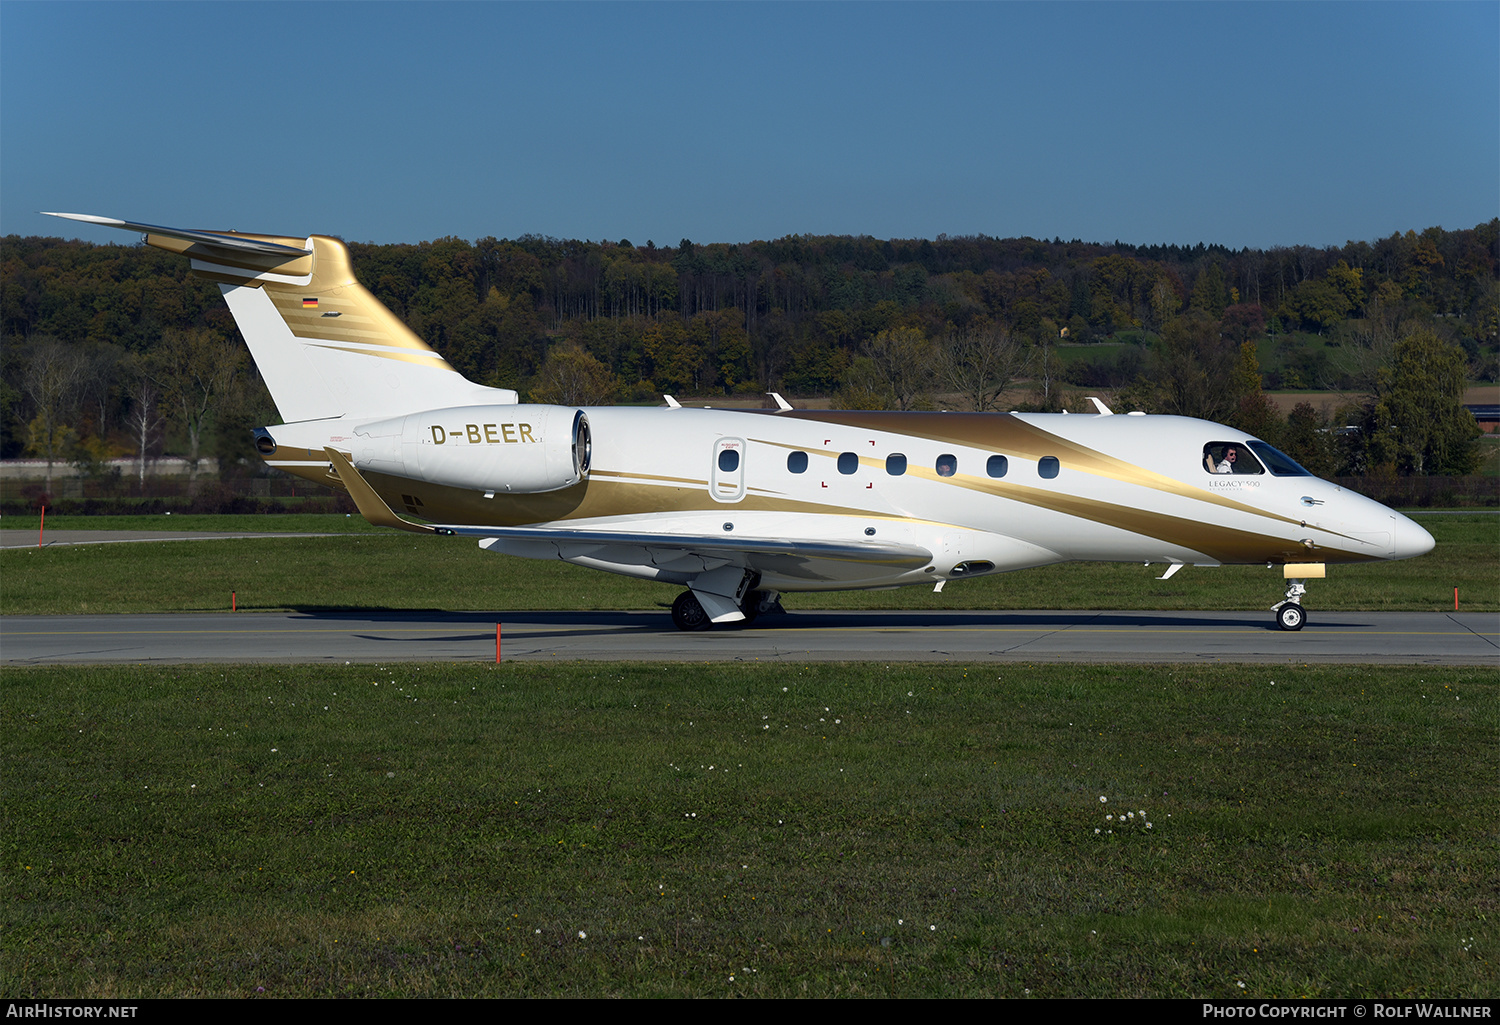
[767,392,793,411]
[324,447,438,534]
[663,395,682,408]
[1087,396,1114,416]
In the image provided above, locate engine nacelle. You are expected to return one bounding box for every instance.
[352,404,591,494]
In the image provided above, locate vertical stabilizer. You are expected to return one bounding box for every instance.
[43,213,515,423]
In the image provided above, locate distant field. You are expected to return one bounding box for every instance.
[1476,435,1500,477]
[0,513,1493,615]
[2,661,1492,998]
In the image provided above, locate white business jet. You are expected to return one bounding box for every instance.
[44,213,1434,631]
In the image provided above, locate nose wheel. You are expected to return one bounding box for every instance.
[1275,602,1306,631]
[1272,578,1307,631]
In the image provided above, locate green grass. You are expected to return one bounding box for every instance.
[2,662,1493,997]
[1,514,1494,615]
[6,512,385,533]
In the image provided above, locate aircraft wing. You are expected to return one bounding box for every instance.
[324,447,932,568]
[446,523,931,564]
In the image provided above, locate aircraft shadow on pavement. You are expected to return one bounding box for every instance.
[290,607,1371,639]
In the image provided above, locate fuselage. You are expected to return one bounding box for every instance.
[260,404,1434,593]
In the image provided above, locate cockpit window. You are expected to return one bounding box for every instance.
[1246,440,1312,477]
[1202,442,1265,475]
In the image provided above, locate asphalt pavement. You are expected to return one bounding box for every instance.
[3,608,1494,665]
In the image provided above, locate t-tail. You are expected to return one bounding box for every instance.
[42,213,514,424]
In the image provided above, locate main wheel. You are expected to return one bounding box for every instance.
[671,590,713,631]
[1276,603,1306,631]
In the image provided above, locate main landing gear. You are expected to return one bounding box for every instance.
[1272,578,1307,631]
[670,589,781,631]
[671,590,712,631]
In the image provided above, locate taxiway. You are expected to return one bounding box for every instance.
[2,609,1493,665]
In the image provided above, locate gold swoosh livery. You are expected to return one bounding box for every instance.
[44,212,1435,632]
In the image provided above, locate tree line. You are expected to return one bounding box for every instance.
[2,220,1493,481]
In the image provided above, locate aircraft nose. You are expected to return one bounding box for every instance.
[1393,513,1435,560]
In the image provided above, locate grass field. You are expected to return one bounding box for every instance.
[1,513,1494,615]
[2,661,1494,998]
[4,514,1494,997]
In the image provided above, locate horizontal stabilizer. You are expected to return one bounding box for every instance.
[42,212,310,256]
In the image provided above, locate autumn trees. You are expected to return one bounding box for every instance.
[1147,311,1244,423]
[19,337,85,487]
[2,218,1492,480]
[1359,329,1481,476]
[938,323,1028,413]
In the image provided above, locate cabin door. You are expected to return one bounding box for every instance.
[711,437,747,503]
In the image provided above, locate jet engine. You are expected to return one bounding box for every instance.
[258,404,591,495]
[364,404,590,494]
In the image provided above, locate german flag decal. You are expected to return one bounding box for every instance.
[302,297,318,309]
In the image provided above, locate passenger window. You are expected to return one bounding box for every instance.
[935,454,957,477]
[787,451,808,473]
[718,449,740,472]
[1038,456,1060,479]
[1203,442,1264,475]
[886,453,907,475]
[837,452,858,475]
[987,455,1008,478]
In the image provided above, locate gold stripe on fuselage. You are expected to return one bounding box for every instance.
[932,472,1340,564]
[751,435,1339,559]
[766,410,1314,532]
[271,457,1357,566]
[588,468,708,489]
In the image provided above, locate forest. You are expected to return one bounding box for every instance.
[2,219,1494,486]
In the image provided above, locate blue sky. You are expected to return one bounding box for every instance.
[3,1,1495,249]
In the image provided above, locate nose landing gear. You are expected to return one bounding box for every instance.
[1272,564,1324,631]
